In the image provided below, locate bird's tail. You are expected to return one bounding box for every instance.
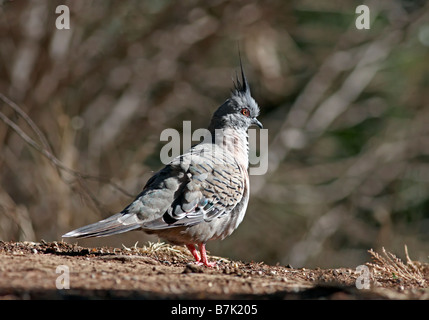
[62,213,141,239]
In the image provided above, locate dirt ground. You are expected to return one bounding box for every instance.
[0,241,427,300]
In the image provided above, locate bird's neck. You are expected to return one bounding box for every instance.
[211,127,249,167]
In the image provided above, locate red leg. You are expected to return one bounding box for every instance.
[197,243,217,267]
[186,244,200,263]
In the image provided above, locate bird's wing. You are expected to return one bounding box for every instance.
[135,144,246,229]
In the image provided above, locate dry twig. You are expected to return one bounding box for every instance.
[0,93,135,204]
[367,246,426,287]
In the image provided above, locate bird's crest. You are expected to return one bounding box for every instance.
[232,49,251,96]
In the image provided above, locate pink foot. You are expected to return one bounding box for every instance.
[197,243,217,267]
[195,260,217,267]
[186,244,201,263]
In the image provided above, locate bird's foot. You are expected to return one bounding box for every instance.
[186,243,218,267]
[186,244,201,263]
[195,260,217,267]
[197,243,217,267]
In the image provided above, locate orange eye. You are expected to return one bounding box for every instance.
[241,108,250,117]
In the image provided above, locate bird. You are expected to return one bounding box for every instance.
[62,60,262,267]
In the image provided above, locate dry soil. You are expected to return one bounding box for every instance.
[0,241,427,300]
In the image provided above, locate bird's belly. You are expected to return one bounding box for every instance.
[146,205,247,245]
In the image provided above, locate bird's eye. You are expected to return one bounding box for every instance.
[241,108,250,117]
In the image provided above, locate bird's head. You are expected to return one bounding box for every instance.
[209,61,262,132]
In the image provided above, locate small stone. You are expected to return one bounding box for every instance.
[183,263,204,274]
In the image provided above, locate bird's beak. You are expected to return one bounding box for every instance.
[251,118,263,129]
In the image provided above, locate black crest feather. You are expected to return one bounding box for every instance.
[233,50,250,95]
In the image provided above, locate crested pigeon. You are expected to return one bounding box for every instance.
[62,62,262,267]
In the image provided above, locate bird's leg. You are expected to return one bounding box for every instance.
[197,243,217,267]
[186,244,201,263]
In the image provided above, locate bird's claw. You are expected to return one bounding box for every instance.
[194,260,217,268]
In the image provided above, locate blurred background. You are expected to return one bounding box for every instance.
[0,0,428,268]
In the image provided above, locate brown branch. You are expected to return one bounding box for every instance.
[0,93,135,200]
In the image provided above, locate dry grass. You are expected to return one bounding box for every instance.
[367,246,427,288]
[121,240,230,264]
[121,241,192,260]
